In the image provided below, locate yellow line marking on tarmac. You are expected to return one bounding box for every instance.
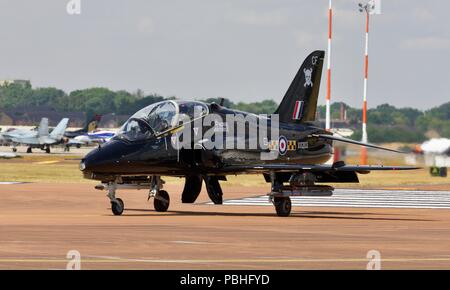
[1,257,450,264]
[33,161,60,165]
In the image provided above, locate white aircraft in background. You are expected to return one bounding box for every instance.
[420,138,450,168]
[10,118,69,153]
[0,118,47,148]
[66,129,116,149]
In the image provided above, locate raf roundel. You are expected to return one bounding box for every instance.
[278,136,288,156]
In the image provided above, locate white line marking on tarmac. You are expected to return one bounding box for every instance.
[172,240,212,245]
[2,257,450,264]
[216,189,450,209]
[0,182,26,185]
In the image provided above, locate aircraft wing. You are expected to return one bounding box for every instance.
[67,138,86,145]
[311,134,405,153]
[11,137,41,145]
[221,163,419,173]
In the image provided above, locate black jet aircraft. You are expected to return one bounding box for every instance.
[80,51,417,217]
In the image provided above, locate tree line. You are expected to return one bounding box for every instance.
[0,81,449,143]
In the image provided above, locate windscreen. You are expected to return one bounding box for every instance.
[116,101,177,142]
[117,118,153,142]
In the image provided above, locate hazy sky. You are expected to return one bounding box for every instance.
[0,0,449,109]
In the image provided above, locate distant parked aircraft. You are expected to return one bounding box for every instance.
[64,115,102,139]
[10,118,69,153]
[67,129,116,149]
[0,118,47,149]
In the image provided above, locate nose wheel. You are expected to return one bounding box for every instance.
[111,198,124,216]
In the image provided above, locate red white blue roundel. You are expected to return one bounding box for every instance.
[279,136,288,155]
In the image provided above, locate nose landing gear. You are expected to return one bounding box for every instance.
[95,176,171,216]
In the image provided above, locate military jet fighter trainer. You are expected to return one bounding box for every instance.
[80,50,418,217]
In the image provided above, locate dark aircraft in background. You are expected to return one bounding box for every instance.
[80,51,417,217]
[64,115,103,151]
[64,115,102,139]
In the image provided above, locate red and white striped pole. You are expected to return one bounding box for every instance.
[359,1,380,165]
[325,0,332,131]
[362,10,369,144]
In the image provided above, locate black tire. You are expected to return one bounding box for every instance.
[45,147,51,154]
[154,190,170,212]
[111,198,124,216]
[274,197,292,217]
[26,147,32,154]
[12,148,17,153]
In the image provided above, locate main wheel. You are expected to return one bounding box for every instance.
[45,147,51,154]
[12,148,17,153]
[111,198,124,216]
[274,197,292,217]
[26,147,32,154]
[154,190,170,212]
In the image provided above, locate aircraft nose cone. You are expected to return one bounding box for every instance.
[79,159,87,171]
[79,140,142,180]
[80,146,110,173]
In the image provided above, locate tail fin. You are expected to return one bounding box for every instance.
[275,50,325,124]
[37,118,49,137]
[49,118,69,140]
[85,115,102,133]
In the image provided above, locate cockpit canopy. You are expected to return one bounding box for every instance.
[116,100,209,142]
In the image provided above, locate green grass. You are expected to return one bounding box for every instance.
[0,151,448,188]
[0,160,447,189]
[0,162,90,183]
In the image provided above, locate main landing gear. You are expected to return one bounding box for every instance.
[148,176,170,212]
[273,196,292,217]
[269,172,334,217]
[95,176,171,216]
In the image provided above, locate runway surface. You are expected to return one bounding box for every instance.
[219,189,450,209]
[1,182,450,270]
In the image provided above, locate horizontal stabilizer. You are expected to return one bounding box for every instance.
[312,134,405,153]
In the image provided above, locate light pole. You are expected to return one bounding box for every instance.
[358,0,380,165]
[358,1,375,144]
